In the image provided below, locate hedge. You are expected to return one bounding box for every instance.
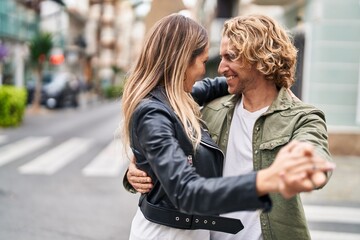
[0,85,27,127]
[103,84,124,99]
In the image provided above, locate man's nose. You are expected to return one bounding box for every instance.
[218,59,228,75]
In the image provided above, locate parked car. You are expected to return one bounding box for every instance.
[26,72,80,109]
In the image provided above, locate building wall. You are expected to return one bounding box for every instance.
[303,0,360,129]
[40,1,68,48]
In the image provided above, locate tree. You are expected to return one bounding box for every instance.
[29,32,52,112]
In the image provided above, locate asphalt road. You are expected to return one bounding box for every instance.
[0,100,138,240]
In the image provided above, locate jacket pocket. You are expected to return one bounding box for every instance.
[258,136,291,168]
[259,135,291,151]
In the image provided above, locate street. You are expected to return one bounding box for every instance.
[0,101,359,240]
[0,100,138,240]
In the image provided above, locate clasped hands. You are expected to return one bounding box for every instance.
[126,140,335,199]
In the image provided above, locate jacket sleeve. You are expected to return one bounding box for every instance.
[132,101,271,215]
[191,77,229,106]
[292,109,333,184]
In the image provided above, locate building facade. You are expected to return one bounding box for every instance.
[0,0,38,87]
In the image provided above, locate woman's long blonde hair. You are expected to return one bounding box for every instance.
[122,14,208,150]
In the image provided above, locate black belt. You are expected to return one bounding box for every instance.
[140,198,244,234]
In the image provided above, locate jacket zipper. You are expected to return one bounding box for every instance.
[200,140,225,160]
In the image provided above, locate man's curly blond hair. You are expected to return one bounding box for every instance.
[222,14,298,88]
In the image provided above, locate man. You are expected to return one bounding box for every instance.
[125,14,332,240]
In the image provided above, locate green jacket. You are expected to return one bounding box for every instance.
[201,87,332,240]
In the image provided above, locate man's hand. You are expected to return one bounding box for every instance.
[127,157,153,193]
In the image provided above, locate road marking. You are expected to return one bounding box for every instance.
[82,139,129,177]
[0,137,52,167]
[310,230,360,240]
[304,205,360,224]
[0,135,8,144]
[18,138,93,175]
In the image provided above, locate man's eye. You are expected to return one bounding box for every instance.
[229,54,236,60]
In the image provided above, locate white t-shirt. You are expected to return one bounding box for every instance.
[211,98,268,240]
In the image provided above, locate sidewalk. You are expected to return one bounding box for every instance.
[25,91,104,116]
[301,156,360,205]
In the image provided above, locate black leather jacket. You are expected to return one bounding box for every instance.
[129,77,271,216]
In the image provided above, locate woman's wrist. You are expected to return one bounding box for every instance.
[256,168,279,196]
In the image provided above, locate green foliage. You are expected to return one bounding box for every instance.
[103,84,124,99]
[29,32,53,65]
[0,86,27,127]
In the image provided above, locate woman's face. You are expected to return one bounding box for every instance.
[184,45,209,92]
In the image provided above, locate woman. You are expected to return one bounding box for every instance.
[122,14,333,240]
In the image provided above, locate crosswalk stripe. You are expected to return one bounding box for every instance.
[310,230,360,240]
[0,135,8,144]
[304,205,360,224]
[0,137,52,167]
[82,139,128,177]
[18,138,93,175]
[82,139,124,176]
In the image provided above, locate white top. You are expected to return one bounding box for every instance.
[211,98,268,240]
